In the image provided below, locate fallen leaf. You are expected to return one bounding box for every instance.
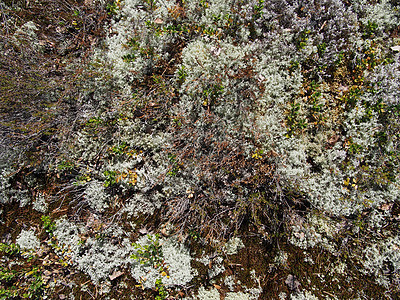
[109,270,124,281]
[379,203,393,211]
[213,284,221,289]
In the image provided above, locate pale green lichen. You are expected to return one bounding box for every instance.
[1,0,398,298]
[361,236,400,288]
[195,286,220,300]
[274,251,289,267]
[279,292,287,300]
[12,21,43,52]
[83,180,110,212]
[290,290,319,300]
[224,275,236,291]
[225,292,252,300]
[207,256,225,279]
[289,213,341,253]
[0,168,12,204]
[53,218,133,284]
[32,193,48,213]
[224,237,245,255]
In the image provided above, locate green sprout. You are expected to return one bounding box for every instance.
[131,234,164,269]
[0,243,20,256]
[41,215,56,235]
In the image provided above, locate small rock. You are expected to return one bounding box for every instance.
[59,294,66,300]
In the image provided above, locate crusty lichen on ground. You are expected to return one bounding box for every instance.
[0,0,399,298]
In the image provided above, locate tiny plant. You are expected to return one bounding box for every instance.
[103,170,119,187]
[131,235,170,299]
[363,20,378,39]
[253,0,265,20]
[317,42,327,56]
[41,215,56,235]
[0,268,16,281]
[167,153,181,176]
[155,278,169,300]
[0,263,44,299]
[85,117,103,128]
[57,160,75,171]
[131,234,164,270]
[177,65,187,85]
[295,29,311,50]
[0,243,20,256]
[106,0,121,15]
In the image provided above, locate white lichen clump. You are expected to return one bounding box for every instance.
[361,236,400,288]
[32,193,48,213]
[290,290,319,300]
[53,218,133,284]
[131,235,196,289]
[0,168,12,204]
[289,213,340,254]
[16,229,40,250]
[12,21,42,52]
[224,237,245,255]
[83,180,110,212]
[225,292,252,300]
[195,286,220,300]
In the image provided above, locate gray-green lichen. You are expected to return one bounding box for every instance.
[224,237,245,255]
[12,21,43,52]
[2,0,400,298]
[289,290,319,300]
[361,236,400,288]
[53,218,133,284]
[194,286,220,300]
[32,193,48,213]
